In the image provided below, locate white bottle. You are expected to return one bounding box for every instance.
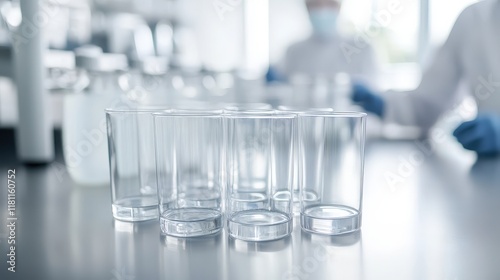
[63,48,128,186]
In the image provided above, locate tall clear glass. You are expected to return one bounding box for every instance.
[298,112,366,235]
[106,108,164,222]
[154,112,223,237]
[225,112,296,241]
[277,106,334,215]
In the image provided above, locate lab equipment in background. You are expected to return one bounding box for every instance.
[63,47,127,186]
[131,22,155,60]
[155,20,174,57]
[225,112,296,241]
[0,1,15,46]
[126,56,171,106]
[0,0,90,133]
[105,13,174,63]
[170,25,202,72]
[202,71,238,104]
[166,70,239,107]
[66,1,92,48]
[120,65,180,108]
[233,73,267,104]
[277,106,334,215]
[298,112,366,235]
[46,51,76,91]
[1,0,91,50]
[45,50,77,128]
[174,71,209,103]
[106,108,161,222]
[155,111,224,237]
[309,75,329,107]
[224,102,273,112]
[13,0,53,164]
[287,72,353,110]
[331,73,353,110]
[107,13,149,56]
[265,82,293,108]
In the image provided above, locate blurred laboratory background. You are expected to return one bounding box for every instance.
[3,1,500,280]
[0,0,482,165]
[0,0,476,158]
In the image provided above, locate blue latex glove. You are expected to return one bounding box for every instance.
[453,113,500,156]
[351,83,385,117]
[265,66,286,83]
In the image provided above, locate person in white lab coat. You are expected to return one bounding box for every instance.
[267,0,377,82]
[354,0,500,156]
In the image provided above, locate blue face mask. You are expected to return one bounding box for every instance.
[309,8,339,39]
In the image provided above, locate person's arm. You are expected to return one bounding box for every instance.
[383,8,469,131]
[353,7,474,130]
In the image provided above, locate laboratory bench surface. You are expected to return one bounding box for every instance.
[1,128,500,280]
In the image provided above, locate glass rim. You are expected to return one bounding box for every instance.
[171,108,224,114]
[277,106,334,113]
[224,103,273,111]
[223,109,277,116]
[152,111,223,118]
[105,107,170,113]
[298,111,367,118]
[223,112,297,119]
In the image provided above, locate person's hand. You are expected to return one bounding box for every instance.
[352,83,385,117]
[453,113,500,156]
[265,66,285,83]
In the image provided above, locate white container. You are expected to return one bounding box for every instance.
[63,49,128,186]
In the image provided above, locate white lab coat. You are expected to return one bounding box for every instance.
[283,34,378,83]
[385,0,500,131]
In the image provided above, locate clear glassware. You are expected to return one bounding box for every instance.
[298,112,367,235]
[288,73,353,110]
[277,106,334,216]
[225,112,297,241]
[106,108,165,221]
[154,111,224,237]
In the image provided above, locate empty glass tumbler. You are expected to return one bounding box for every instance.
[154,111,224,237]
[106,108,163,222]
[225,112,296,241]
[298,112,366,235]
[277,106,334,215]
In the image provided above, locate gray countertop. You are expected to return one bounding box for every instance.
[1,136,500,280]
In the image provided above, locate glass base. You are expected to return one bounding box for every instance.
[160,208,222,237]
[293,190,320,216]
[301,205,360,235]
[112,197,158,222]
[230,192,267,211]
[178,189,221,208]
[227,210,292,241]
